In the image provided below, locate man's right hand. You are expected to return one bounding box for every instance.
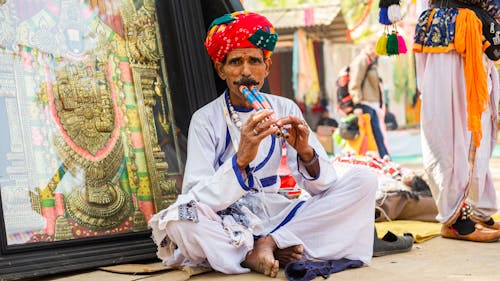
[236,109,279,170]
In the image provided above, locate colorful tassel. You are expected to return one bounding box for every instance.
[378,7,391,25]
[397,34,407,54]
[386,31,399,55]
[376,34,388,56]
[387,4,402,23]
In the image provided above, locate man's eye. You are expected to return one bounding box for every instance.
[228,59,241,65]
[250,58,262,64]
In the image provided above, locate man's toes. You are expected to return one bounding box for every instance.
[291,253,303,260]
[260,260,269,276]
[262,259,272,276]
[270,260,279,278]
[295,245,304,254]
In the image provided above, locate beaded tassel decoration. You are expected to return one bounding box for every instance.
[378,0,401,24]
[378,6,391,25]
[397,32,407,54]
[377,0,406,56]
[386,30,399,55]
[376,30,388,56]
[387,2,402,23]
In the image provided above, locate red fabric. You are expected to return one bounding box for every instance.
[205,11,275,63]
[280,175,297,188]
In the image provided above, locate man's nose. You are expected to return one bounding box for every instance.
[241,62,252,76]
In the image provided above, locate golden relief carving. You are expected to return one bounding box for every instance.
[125,4,160,64]
[0,0,183,245]
[53,62,114,155]
[123,0,178,212]
[48,44,132,230]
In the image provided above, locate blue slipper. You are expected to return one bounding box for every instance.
[284,258,363,281]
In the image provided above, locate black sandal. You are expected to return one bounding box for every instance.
[373,227,414,257]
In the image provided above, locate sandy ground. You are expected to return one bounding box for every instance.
[38,156,500,281]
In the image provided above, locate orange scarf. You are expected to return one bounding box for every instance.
[454,9,489,147]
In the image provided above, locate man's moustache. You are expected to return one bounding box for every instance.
[234,77,259,86]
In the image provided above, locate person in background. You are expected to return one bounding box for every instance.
[384,103,398,131]
[148,11,378,278]
[414,0,500,242]
[315,109,338,155]
[315,108,338,130]
[348,42,390,158]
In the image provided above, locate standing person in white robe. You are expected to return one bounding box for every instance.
[414,0,500,242]
[148,11,377,277]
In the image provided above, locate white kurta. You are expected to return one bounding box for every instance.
[416,52,499,224]
[149,91,377,274]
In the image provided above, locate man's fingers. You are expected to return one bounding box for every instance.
[251,109,274,125]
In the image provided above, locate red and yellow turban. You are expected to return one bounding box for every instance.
[204,11,278,63]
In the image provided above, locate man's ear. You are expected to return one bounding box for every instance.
[264,58,272,76]
[214,61,226,80]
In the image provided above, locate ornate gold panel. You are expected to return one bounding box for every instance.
[0,0,181,246]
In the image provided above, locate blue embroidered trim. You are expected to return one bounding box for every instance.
[414,8,459,49]
[232,154,254,191]
[233,104,253,112]
[270,201,306,234]
[254,134,276,172]
[217,127,231,167]
[224,90,277,173]
[297,149,320,180]
[260,175,277,187]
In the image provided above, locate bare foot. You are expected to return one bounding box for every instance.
[242,236,279,277]
[275,244,304,267]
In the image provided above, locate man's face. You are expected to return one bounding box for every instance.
[215,48,271,107]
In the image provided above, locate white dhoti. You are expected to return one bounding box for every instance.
[161,166,376,274]
[416,51,499,224]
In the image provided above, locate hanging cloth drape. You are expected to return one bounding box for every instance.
[305,37,320,106]
[292,28,320,106]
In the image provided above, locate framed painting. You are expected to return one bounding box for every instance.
[0,0,181,253]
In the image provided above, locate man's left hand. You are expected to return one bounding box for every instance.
[276,115,314,162]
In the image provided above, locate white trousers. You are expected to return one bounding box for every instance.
[416,52,499,224]
[164,166,377,274]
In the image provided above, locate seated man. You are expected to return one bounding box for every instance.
[149,11,377,278]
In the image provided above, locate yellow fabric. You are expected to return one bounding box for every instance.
[304,37,320,106]
[406,95,421,125]
[343,113,377,156]
[375,220,441,243]
[375,34,388,56]
[376,214,500,243]
[455,9,489,147]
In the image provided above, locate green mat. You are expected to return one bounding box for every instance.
[494,143,500,158]
[391,155,423,164]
